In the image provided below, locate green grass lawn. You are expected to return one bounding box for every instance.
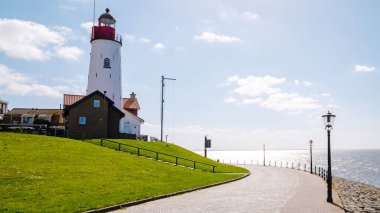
[87,138,248,173]
[0,133,248,212]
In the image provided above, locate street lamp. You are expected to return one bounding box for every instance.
[263,145,266,166]
[322,111,336,203]
[309,140,313,174]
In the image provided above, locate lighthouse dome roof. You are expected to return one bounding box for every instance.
[99,8,116,24]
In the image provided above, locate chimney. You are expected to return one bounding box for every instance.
[130,92,136,100]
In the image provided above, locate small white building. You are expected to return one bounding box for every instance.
[121,92,144,136]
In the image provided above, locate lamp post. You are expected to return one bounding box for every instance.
[322,111,336,203]
[309,140,313,174]
[263,145,266,166]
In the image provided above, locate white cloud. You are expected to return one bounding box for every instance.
[294,79,312,87]
[152,43,165,53]
[227,75,286,97]
[124,34,151,44]
[261,93,320,111]
[224,97,237,103]
[139,37,151,43]
[224,75,322,113]
[321,93,331,97]
[354,64,376,73]
[54,46,83,61]
[0,64,72,98]
[80,22,93,33]
[0,19,83,61]
[241,11,259,22]
[194,32,240,43]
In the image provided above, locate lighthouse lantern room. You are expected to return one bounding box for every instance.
[87,8,123,111]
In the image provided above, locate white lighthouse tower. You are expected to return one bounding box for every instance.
[87,8,123,111]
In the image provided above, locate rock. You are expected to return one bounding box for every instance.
[333,177,380,213]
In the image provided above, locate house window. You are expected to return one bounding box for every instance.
[79,117,86,125]
[104,58,111,68]
[93,100,100,108]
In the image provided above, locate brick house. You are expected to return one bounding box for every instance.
[3,108,63,125]
[63,90,124,140]
[63,91,144,136]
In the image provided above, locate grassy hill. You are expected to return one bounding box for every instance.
[87,138,248,173]
[0,133,248,212]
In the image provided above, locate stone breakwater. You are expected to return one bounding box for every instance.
[334,177,380,213]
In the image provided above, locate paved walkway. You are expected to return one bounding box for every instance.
[115,166,343,213]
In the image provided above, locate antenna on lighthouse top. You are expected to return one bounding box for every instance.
[92,0,96,26]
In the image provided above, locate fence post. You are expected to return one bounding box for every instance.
[193,161,196,169]
[298,163,300,170]
[269,160,271,166]
[156,152,158,160]
[304,164,306,171]
[275,161,277,167]
[118,143,121,151]
[101,138,103,146]
[281,162,282,167]
[175,157,178,165]
[244,160,246,165]
[314,166,316,174]
[137,148,140,156]
[292,162,293,169]
[286,162,288,168]
[319,167,320,176]
[82,134,85,141]
[213,166,215,173]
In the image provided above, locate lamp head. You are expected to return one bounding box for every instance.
[322,111,336,130]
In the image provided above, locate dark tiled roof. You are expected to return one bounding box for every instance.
[7,108,62,115]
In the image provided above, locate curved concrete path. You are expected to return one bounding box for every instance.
[115,166,343,213]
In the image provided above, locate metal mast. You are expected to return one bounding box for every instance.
[160,75,176,142]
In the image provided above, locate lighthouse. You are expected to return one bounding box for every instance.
[87,8,123,111]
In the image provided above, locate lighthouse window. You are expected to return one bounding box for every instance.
[104,58,111,68]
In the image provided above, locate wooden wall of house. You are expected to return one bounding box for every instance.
[66,94,108,140]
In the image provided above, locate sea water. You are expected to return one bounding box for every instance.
[196,149,380,187]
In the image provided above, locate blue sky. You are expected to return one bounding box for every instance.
[0,0,379,150]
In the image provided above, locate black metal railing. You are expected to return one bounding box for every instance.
[86,138,216,173]
[223,159,328,181]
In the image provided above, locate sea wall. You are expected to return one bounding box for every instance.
[334,177,380,213]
